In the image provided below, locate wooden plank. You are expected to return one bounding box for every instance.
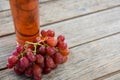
[0,33,120,80]
[105,73,120,80]
[0,0,54,11]
[0,0,120,36]
[0,7,120,69]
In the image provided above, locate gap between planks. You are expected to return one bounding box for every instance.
[0,5,120,38]
[70,31,120,49]
[40,5,120,27]
[94,70,120,80]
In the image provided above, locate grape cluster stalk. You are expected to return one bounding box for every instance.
[7,30,70,80]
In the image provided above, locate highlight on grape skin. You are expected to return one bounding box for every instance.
[7,29,70,80]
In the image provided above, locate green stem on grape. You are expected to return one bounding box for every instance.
[25,41,37,55]
[24,43,29,50]
[25,41,37,45]
[33,45,37,55]
[54,47,59,52]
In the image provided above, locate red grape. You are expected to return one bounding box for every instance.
[62,56,68,63]
[54,53,64,64]
[38,46,46,55]
[33,37,41,43]
[60,48,70,56]
[46,37,57,47]
[52,63,58,70]
[20,57,29,68]
[14,62,25,75]
[27,48,33,52]
[47,30,55,37]
[8,55,18,65]
[46,46,55,56]
[14,66,23,75]
[45,56,56,69]
[25,67,33,77]
[57,35,65,42]
[41,30,47,37]
[58,41,67,50]
[36,54,44,66]
[7,63,13,69]
[27,51,36,62]
[12,50,19,56]
[28,44,34,50]
[33,64,42,80]
[43,67,51,74]
[16,45,24,53]
[34,74,42,80]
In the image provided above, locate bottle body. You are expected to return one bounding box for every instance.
[9,0,40,45]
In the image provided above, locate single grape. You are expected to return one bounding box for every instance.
[46,46,55,56]
[33,37,40,43]
[33,64,42,80]
[47,30,55,37]
[14,66,23,75]
[59,48,70,56]
[43,67,51,74]
[20,57,29,68]
[27,48,33,52]
[62,56,68,63]
[54,53,64,64]
[25,67,33,77]
[36,54,44,66]
[16,45,24,53]
[57,35,65,42]
[28,44,34,50]
[46,37,57,47]
[52,63,58,70]
[58,41,67,50]
[7,63,13,69]
[41,30,47,37]
[12,50,19,56]
[38,46,46,55]
[27,51,36,62]
[34,74,42,80]
[8,55,18,65]
[14,62,25,75]
[45,56,56,69]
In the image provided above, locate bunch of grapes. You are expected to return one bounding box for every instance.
[7,30,70,80]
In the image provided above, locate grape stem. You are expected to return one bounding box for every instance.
[33,45,37,55]
[25,41,38,55]
[25,41,38,45]
[24,38,48,55]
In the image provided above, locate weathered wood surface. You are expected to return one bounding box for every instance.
[0,32,120,80]
[0,0,120,36]
[0,7,120,69]
[0,0,54,11]
[0,0,120,80]
[105,73,120,80]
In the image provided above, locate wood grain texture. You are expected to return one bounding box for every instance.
[0,33,120,80]
[0,7,120,69]
[0,0,120,36]
[105,73,120,80]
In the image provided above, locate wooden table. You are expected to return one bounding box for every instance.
[0,0,120,80]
